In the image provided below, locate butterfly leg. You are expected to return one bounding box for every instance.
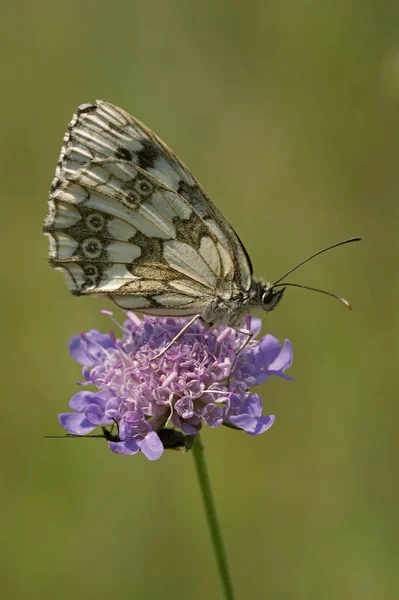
[225,327,253,386]
[150,314,207,360]
[234,327,253,355]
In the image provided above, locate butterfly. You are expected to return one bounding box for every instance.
[44,100,359,351]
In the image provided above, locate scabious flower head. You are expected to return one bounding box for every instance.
[60,312,293,460]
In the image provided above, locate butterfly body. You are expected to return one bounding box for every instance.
[44,101,284,326]
[198,279,283,327]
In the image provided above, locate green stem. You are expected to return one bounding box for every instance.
[192,434,235,600]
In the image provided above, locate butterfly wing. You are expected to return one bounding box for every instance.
[87,101,253,291]
[44,101,252,315]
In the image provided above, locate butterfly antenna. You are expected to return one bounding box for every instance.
[272,237,361,286]
[273,282,352,309]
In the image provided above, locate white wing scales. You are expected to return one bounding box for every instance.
[94,100,252,289]
[44,101,253,317]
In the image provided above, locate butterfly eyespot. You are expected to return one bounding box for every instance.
[134,179,153,196]
[125,191,141,206]
[83,277,95,288]
[86,213,105,232]
[81,238,103,259]
[84,264,99,278]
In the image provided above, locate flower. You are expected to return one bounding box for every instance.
[59,312,293,460]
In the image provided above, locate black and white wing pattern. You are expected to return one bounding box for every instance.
[44,100,253,316]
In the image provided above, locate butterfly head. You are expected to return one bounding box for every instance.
[251,281,285,313]
[261,284,285,312]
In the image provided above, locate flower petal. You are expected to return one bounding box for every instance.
[69,391,104,412]
[140,432,164,460]
[269,339,294,375]
[85,403,114,426]
[249,317,262,337]
[69,331,114,366]
[59,413,96,435]
[229,413,275,435]
[201,403,224,427]
[108,440,140,455]
[257,334,283,365]
[243,394,263,417]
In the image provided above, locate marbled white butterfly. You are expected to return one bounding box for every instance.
[44,101,359,350]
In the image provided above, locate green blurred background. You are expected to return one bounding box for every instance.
[1,1,397,598]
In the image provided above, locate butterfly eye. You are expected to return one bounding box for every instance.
[261,287,285,312]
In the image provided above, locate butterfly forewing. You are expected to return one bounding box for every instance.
[44,101,252,316]
[86,101,252,289]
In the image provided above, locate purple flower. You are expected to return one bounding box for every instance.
[59,313,293,460]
